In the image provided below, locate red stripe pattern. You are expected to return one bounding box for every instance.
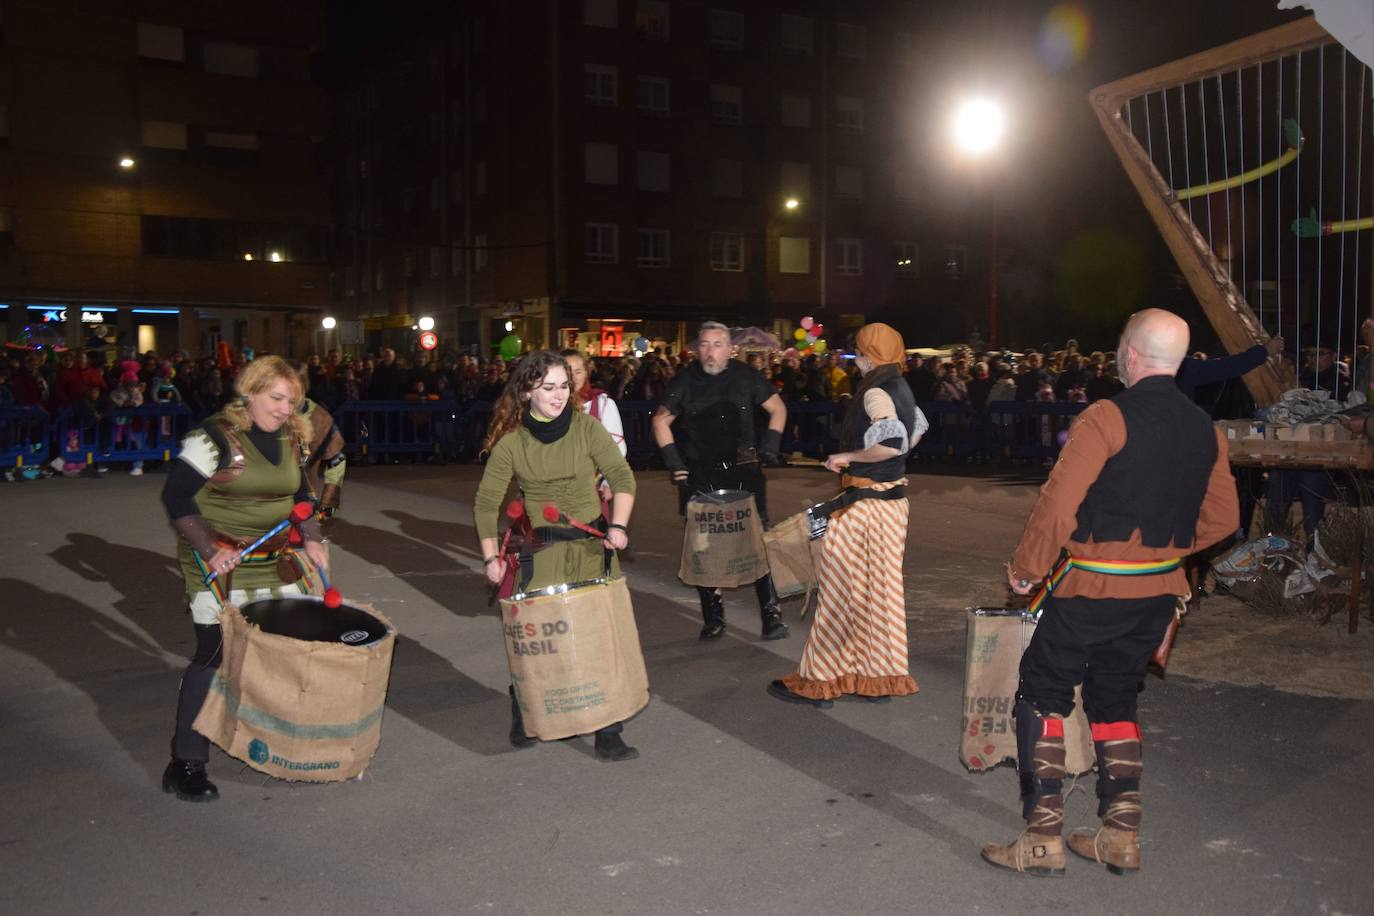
[1090,721,1142,742]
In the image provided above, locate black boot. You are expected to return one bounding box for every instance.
[697,587,726,640]
[755,575,789,640]
[593,724,639,762]
[162,758,219,802]
[509,686,536,749]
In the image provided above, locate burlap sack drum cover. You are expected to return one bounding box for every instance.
[501,576,650,740]
[679,489,768,588]
[960,608,1094,775]
[192,600,396,782]
[762,509,823,599]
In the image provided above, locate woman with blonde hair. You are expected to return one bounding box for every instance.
[475,350,641,761]
[159,355,328,801]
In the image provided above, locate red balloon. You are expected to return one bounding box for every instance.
[813,323,824,336]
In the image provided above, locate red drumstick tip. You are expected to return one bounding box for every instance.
[290,501,315,523]
[324,588,343,608]
[506,501,527,520]
[542,505,562,523]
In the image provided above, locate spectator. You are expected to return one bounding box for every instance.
[935,363,967,402]
[967,362,994,410]
[368,347,403,400]
[906,354,938,401]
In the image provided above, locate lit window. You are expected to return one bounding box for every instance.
[894,242,919,276]
[779,237,810,274]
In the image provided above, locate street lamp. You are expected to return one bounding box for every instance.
[951,96,1006,348]
[784,198,800,211]
[118,156,135,169]
[322,316,337,330]
[418,315,435,331]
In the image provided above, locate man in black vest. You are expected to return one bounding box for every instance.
[982,309,1239,877]
[652,321,790,641]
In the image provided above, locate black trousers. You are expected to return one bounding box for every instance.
[1018,594,1175,723]
[172,623,223,762]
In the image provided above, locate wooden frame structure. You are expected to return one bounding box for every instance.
[1088,18,1340,407]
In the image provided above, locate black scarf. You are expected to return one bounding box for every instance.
[522,405,573,444]
[842,362,903,445]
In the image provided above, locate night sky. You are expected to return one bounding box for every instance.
[325,1,1318,350]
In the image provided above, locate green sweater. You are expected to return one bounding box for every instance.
[475,411,637,589]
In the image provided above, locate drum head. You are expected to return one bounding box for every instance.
[240,597,391,647]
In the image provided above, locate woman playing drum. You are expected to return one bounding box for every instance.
[475,350,640,761]
[160,356,328,801]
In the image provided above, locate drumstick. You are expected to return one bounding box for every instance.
[542,504,604,539]
[312,561,343,609]
[499,501,526,556]
[205,501,314,584]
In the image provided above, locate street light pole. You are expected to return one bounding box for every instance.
[951,96,1006,351]
[989,193,998,349]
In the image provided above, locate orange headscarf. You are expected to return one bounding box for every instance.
[855,323,905,366]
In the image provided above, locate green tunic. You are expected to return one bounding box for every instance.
[177,416,305,601]
[475,411,636,590]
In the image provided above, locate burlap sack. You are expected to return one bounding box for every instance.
[502,576,649,740]
[960,608,1094,775]
[679,490,768,587]
[762,509,823,599]
[192,601,396,782]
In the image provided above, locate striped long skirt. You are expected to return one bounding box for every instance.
[781,480,919,701]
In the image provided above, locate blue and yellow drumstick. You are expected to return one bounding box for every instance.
[203,501,314,585]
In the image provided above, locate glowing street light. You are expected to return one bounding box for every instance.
[951,97,1006,157]
[951,96,1007,347]
[784,198,800,211]
[118,157,135,169]
[268,251,283,262]
[322,316,337,330]
[418,315,435,331]
[243,252,254,261]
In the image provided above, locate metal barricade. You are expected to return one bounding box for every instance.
[0,406,50,469]
[52,404,193,465]
[335,400,461,460]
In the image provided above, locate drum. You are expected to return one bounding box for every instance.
[960,608,1093,775]
[678,489,768,588]
[762,504,828,600]
[500,576,649,741]
[192,598,397,782]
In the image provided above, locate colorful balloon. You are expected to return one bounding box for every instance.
[812,323,824,336]
[794,328,807,341]
[813,338,828,353]
[498,334,522,359]
[800,316,815,331]
[634,336,651,351]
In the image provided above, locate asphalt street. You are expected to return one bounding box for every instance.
[1,465,1369,915]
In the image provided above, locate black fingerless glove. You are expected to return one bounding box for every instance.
[660,442,687,473]
[759,429,782,464]
[172,514,218,558]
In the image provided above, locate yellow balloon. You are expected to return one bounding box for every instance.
[794,328,807,340]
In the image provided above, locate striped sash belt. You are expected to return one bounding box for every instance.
[1027,555,1182,618]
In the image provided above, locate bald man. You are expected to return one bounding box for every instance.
[982,310,1239,877]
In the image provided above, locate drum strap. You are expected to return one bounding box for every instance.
[810,485,907,521]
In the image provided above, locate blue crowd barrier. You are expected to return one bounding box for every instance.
[52,404,193,465]
[0,406,50,468]
[336,400,467,460]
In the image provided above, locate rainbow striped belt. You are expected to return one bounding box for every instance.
[1027,555,1182,618]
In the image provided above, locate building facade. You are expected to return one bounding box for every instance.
[0,0,332,360]
[331,0,986,358]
